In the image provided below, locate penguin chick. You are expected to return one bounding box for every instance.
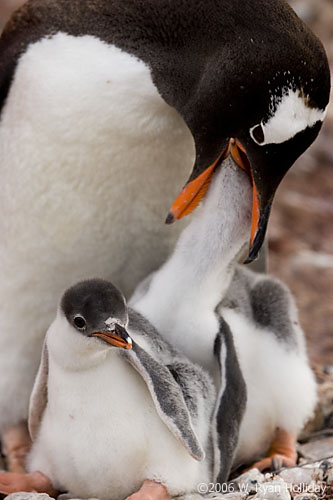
[132,156,317,475]
[0,279,215,500]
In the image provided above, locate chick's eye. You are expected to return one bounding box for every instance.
[74,315,86,330]
[250,123,265,145]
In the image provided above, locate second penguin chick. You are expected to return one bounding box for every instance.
[132,157,317,476]
[0,279,215,500]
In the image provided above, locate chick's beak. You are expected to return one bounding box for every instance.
[91,323,132,349]
[166,138,264,262]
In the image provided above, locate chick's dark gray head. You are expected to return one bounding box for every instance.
[61,279,128,336]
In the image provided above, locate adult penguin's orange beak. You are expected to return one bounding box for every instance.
[166,138,261,262]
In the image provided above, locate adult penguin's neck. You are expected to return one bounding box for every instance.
[133,157,252,319]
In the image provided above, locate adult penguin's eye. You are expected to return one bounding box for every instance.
[73,315,87,330]
[250,123,265,145]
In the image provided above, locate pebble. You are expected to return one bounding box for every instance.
[5,494,54,500]
[205,493,247,500]
[179,495,206,500]
[293,494,318,500]
[57,496,100,500]
[252,478,291,500]
[234,468,265,494]
[298,437,333,461]
[58,497,100,500]
[327,467,333,484]
[324,365,333,376]
[279,467,313,485]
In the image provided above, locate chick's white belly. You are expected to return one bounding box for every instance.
[222,308,317,467]
[28,354,202,500]
[30,361,149,498]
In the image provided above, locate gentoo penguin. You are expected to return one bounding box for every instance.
[132,155,317,473]
[0,279,218,499]
[0,0,329,469]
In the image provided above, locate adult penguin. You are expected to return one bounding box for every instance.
[0,0,329,471]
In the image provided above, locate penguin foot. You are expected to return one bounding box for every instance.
[248,428,297,472]
[125,480,171,500]
[1,422,31,473]
[0,470,58,497]
[249,453,296,472]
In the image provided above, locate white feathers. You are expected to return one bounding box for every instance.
[28,310,212,499]
[132,154,317,469]
[250,88,327,145]
[222,306,317,467]
[131,160,251,381]
[0,31,194,430]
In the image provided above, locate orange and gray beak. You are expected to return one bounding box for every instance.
[166,138,262,262]
[91,323,132,350]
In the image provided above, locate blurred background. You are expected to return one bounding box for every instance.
[0,0,332,365]
[271,0,333,366]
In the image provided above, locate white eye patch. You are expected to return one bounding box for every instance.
[250,88,327,145]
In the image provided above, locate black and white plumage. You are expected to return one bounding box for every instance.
[26,279,216,500]
[212,318,247,483]
[0,0,329,439]
[219,267,317,469]
[132,156,317,473]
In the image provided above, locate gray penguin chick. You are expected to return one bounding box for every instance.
[25,279,215,500]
